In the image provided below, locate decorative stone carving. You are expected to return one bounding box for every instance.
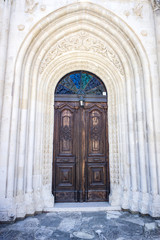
[40,5,46,11]
[25,0,39,14]
[18,25,25,31]
[132,3,143,18]
[124,10,130,17]
[40,31,124,76]
[141,30,148,36]
[151,0,160,11]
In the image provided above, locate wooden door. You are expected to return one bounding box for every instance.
[52,101,109,202]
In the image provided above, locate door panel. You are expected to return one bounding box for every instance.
[53,102,79,202]
[56,163,75,188]
[60,109,73,154]
[85,103,109,202]
[89,110,103,154]
[53,101,109,202]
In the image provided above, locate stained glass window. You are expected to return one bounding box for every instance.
[55,71,106,96]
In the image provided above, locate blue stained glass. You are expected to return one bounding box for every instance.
[86,85,105,95]
[55,84,75,94]
[61,76,77,92]
[85,77,101,92]
[55,71,106,96]
[69,73,81,89]
[81,73,92,89]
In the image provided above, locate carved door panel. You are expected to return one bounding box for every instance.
[84,103,109,201]
[53,102,79,202]
[53,101,109,202]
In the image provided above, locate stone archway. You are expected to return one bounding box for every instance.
[53,70,109,203]
[4,2,159,219]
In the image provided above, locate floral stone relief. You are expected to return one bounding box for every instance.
[39,31,125,77]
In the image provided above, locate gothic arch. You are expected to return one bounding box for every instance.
[6,2,159,218]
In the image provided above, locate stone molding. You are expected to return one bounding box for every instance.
[0,2,160,221]
[41,34,121,189]
[44,60,119,185]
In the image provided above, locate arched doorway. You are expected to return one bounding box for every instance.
[52,71,110,202]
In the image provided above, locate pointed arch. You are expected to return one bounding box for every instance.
[3,2,159,218]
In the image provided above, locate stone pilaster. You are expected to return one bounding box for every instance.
[151,0,160,197]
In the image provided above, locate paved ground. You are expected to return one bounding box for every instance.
[0,210,160,240]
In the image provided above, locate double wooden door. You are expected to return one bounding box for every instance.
[52,101,109,202]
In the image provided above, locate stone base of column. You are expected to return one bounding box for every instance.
[121,190,130,210]
[42,185,54,210]
[139,192,150,214]
[109,184,122,206]
[129,191,139,212]
[149,194,160,217]
[0,197,16,222]
[25,191,35,215]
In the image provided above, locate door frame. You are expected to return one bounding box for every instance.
[52,99,110,202]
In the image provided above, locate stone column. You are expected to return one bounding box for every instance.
[0,0,12,197]
[0,0,17,222]
[0,1,11,121]
[154,3,160,196]
[151,0,160,216]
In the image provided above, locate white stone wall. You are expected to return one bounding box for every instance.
[0,0,160,221]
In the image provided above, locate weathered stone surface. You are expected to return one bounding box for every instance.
[144,222,157,231]
[58,218,77,232]
[156,220,160,228]
[0,211,160,240]
[106,211,122,219]
[73,231,94,239]
[34,227,53,240]
[121,216,145,226]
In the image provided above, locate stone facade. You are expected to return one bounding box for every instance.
[0,0,160,221]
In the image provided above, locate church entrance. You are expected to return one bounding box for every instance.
[52,71,110,202]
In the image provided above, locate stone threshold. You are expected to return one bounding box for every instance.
[44,202,121,212]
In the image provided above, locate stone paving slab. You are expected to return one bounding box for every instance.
[0,211,160,240]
